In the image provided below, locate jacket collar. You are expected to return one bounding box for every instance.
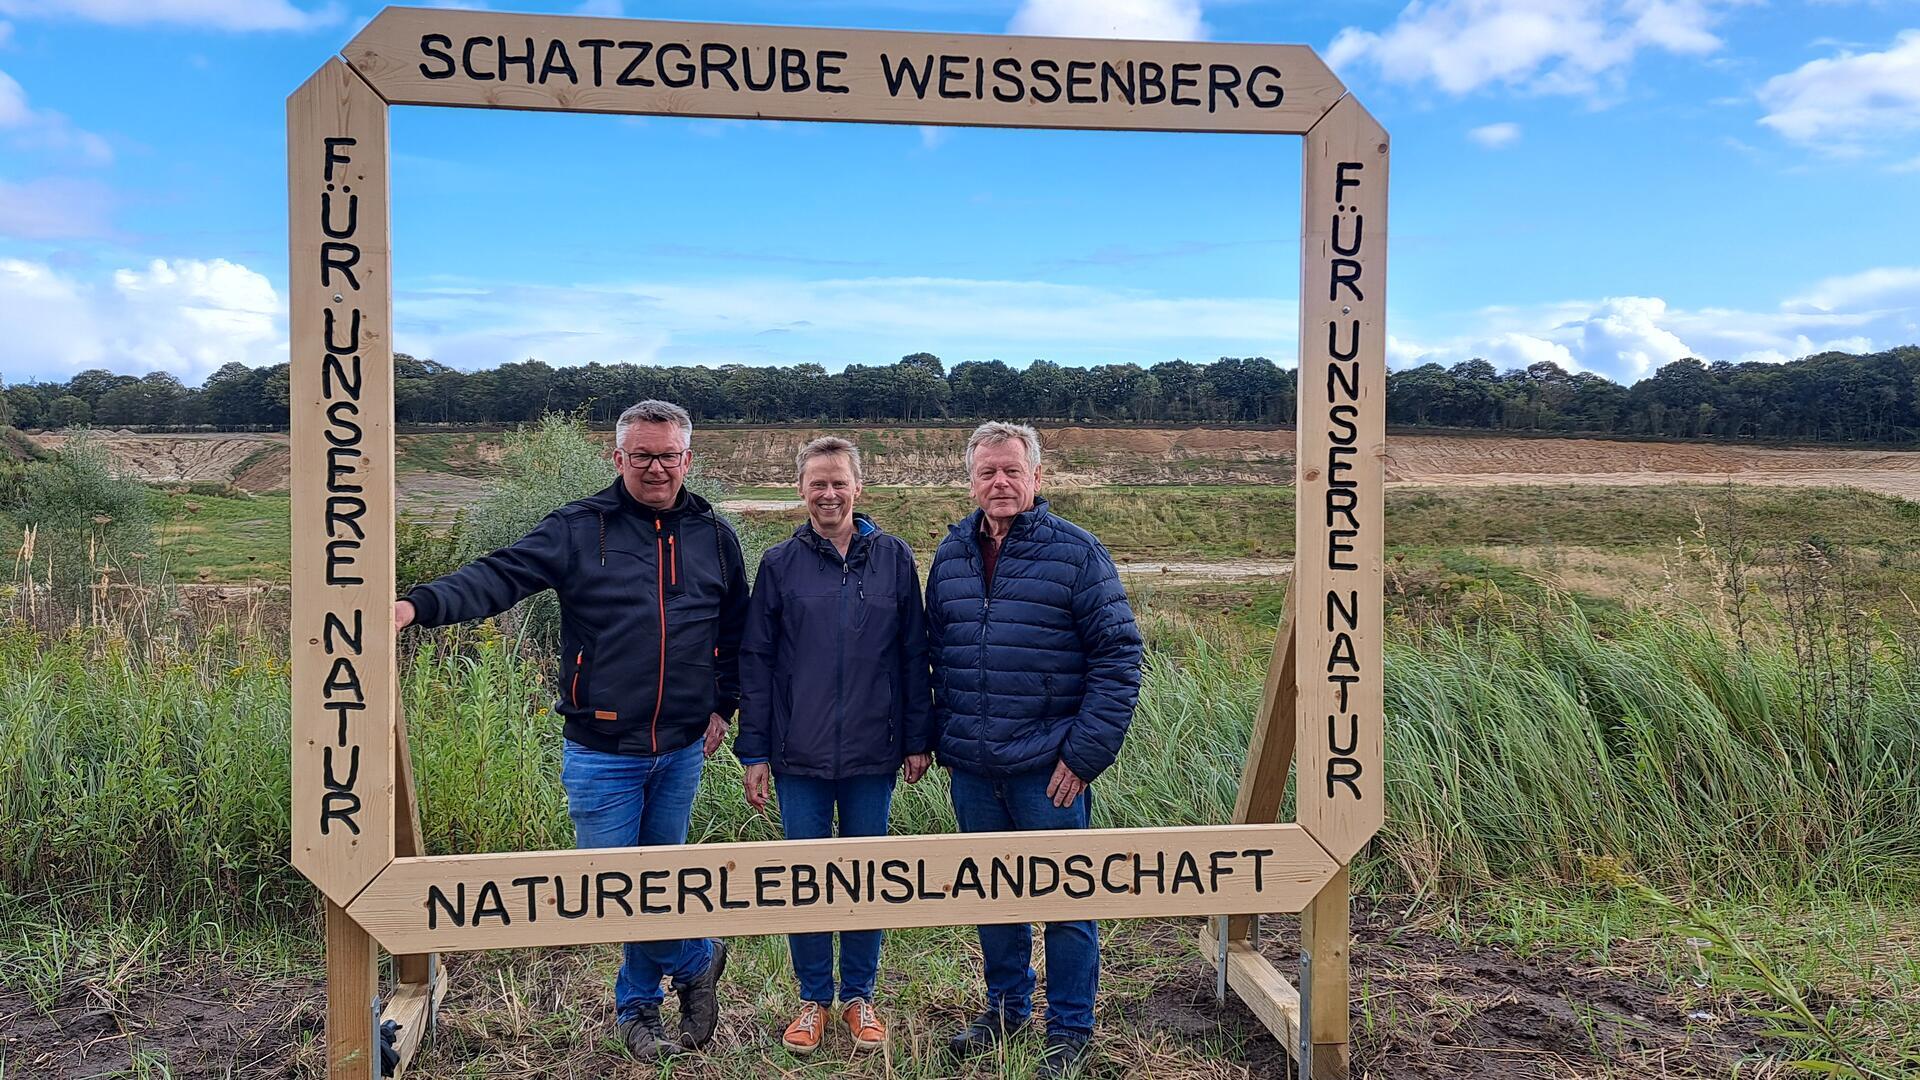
[954,496,1051,546]
[797,512,879,560]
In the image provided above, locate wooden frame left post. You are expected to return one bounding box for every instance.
[290,56,399,1078]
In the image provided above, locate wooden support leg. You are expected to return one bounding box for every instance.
[390,701,435,987]
[1298,865,1351,1080]
[326,899,379,1080]
[1228,596,1297,942]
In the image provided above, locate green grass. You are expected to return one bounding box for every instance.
[146,490,289,583]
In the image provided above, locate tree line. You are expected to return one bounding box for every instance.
[5,345,1917,444]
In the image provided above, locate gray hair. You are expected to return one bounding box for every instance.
[615,400,693,449]
[795,435,863,481]
[965,421,1042,473]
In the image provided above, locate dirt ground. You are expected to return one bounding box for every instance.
[32,427,1920,502]
[0,902,1767,1079]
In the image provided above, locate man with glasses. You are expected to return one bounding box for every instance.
[393,400,748,1061]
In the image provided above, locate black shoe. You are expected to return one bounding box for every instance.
[616,1005,681,1061]
[1036,1032,1092,1078]
[673,939,729,1049]
[946,1008,1029,1059]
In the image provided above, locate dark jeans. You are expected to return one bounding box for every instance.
[561,737,714,1017]
[776,772,898,1004]
[949,767,1099,1038]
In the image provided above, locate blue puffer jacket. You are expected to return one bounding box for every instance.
[925,497,1143,781]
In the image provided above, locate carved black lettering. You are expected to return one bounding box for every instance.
[427,883,464,928]
[1065,59,1095,103]
[679,867,714,913]
[1242,847,1273,890]
[779,47,808,92]
[659,43,695,88]
[816,49,849,93]
[326,496,367,540]
[1327,758,1364,799]
[881,53,934,98]
[790,863,819,906]
[1329,713,1360,755]
[1248,64,1284,107]
[1132,851,1166,893]
[1330,403,1359,445]
[321,352,361,401]
[616,41,654,87]
[320,242,360,291]
[755,864,787,906]
[1326,487,1359,530]
[1101,852,1129,893]
[322,138,354,182]
[1328,444,1358,487]
[496,36,534,82]
[326,540,364,586]
[1138,61,1167,104]
[938,54,968,99]
[326,446,362,494]
[472,880,510,925]
[1208,851,1235,891]
[991,57,1025,102]
[717,865,749,909]
[741,45,775,91]
[991,856,1024,898]
[1063,854,1095,898]
[512,875,544,922]
[460,36,494,81]
[538,39,578,85]
[322,701,364,744]
[320,192,357,240]
[1334,161,1365,204]
[639,869,671,914]
[1099,60,1134,104]
[1207,63,1241,112]
[826,861,859,904]
[1029,856,1060,897]
[319,789,360,835]
[323,743,359,789]
[1327,589,1358,632]
[325,400,362,447]
[419,34,455,79]
[1328,529,1358,570]
[596,871,633,917]
[1331,258,1364,302]
[1171,62,1201,106]
[556,873,589,918]
[323,655,364,700]
[1030,58,1062,103]
[1329,319,1360,362]
[1333,212,1364,257]
[1328,360,1360,401]
[879,859,913,902]
[699,42,738,90]
[1172,851,1204,893]
[1326,631,1359,672]
[323,609,361,654]
[323,307,360,357]
[579,39,613,85]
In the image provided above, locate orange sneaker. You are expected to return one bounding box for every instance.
[782,1001,827,1055]
[842,998,886,1050]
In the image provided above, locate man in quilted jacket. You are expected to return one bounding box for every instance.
[924,421,1144,1078]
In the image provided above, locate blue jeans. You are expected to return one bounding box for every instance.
[949,767,1099,1038]
[561,738,714,1017]
[776,772,897,1004]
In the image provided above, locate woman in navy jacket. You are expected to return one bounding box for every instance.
[735,436,932,1056]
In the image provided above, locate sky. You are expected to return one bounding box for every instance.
[0,0,1916,388]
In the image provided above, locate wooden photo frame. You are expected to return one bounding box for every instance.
[287,9,1386,1076]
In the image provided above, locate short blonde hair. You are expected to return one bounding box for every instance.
[795,435,863,481]
[965,421,1042,472]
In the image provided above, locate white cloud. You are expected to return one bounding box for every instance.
[0,176,116,239]
[0,20,12,46]
[1009,0,1207,41]
[0,0,340,31]
[0,67,110,164]
[1327,0,1735,98]
[1395,270,1920,382]
[1468,121,1522,148]
[1,257,282,381]
[1757,30,1920,156]
[393,274,1292,372]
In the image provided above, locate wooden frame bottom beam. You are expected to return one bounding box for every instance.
[1199,919,1301,1049]
[380,963,449,1077]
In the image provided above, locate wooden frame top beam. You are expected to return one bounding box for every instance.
[345,7,1344,134]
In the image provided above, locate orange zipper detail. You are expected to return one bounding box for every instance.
[571,650,582,707]
[650,520,666,753]
[668,534,677,585]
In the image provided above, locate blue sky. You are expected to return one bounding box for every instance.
[1,0,1916,387]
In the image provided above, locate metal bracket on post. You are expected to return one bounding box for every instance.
[369,994,384,1080]
[1296,947,1313,1080]
[1249,912,1262,949]
[1213,916,1230,1002]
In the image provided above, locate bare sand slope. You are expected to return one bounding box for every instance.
[1383,434,1920,500]
[27,427,1920,501]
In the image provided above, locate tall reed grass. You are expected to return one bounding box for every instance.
[3,590,1914,938]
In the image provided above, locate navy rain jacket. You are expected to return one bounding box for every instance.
[736,515,933,779]
[404,481,749,758]
[924,497,1143,781]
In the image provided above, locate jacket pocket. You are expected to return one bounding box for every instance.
[566,646,597,715]
[1042,673,1055,720]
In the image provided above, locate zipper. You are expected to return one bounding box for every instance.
[836,552,849,775]
[650,519,666,753]
[668,534,678,585]
[571,650,583,707]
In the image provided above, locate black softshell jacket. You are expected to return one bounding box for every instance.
[405,481,749,757]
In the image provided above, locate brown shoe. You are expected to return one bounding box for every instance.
[782,1001,828,1055]
[842,998,886,1051]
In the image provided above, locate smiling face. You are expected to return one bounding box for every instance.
[799,451,862,534]
[614,420,692,510]
[968,438,1041,527]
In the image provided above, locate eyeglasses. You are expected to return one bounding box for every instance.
[618,449,688,472]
